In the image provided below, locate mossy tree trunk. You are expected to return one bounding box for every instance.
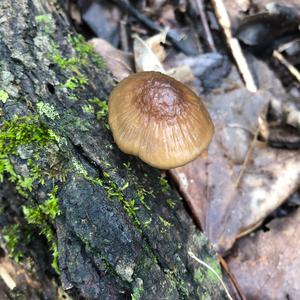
[0,0,228,299]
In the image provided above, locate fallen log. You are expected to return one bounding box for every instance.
[0,0,227,299]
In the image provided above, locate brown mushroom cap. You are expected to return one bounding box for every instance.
[108,71,214,169]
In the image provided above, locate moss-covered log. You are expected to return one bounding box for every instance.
[0,0,228,299]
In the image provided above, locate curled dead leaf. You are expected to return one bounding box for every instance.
[89,38,133,81]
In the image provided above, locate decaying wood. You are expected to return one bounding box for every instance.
[0,0,228,299]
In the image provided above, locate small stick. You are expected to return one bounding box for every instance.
[120,18,129,52]
[211,0,258,92]
[0,266,16,290]
[111,0,198,56]
[218,255,248,300]
[194,0,217,52]
[273,50,300,83]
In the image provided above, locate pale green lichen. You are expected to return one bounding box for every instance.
[72,158,89,177]
[0,90,9,103]
[34,13,56,35]
[0,67,18,98]
[37,102,59,120]
[115,261,135,282]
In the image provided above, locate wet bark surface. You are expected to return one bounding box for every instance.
[0,0,227,299]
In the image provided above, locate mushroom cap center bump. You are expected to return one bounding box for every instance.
[108,71,214,169]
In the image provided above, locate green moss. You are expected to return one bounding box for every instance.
[165,269,189,298]
[158,216,172,228]
[123,162,132,172]
[159,216,173,234]
[51,34,105,72]
[0,90,9,103]
[82,104,95,114]
[62,111,92,132]
[2,224,24,262]
[0,115,55,154]
[143,218,152,229]
[103,171,141,229]
[37,102,59,120]
[0,115,62,272]
[71,158,103,186]
[131,286,144,300]
[73,159,144,230]
[204,257,222,281]
[0,115,57,195]
[88,97,108,121]
[201,291,212,300]
[136,188,151,211]
[61,76,88,90]
[22,185,61,273]
[35,14,52,24]
[194,268,206,283]
[50,34,105,106]
[166,198,176,209]
[68,34,105,69]
[159,176,170,194]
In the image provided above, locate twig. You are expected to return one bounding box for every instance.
[273,50,300,83]
[120,18,129,52]
[218,255,248,300]
[188,251,234,300]
[0,266,16,290]
[111,0,198,56]
[194,0,217,52]
[211,0,258,92]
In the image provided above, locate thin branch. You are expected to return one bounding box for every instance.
[120,18,130,52]
[112,0,198,56]
[273,50,300,83]
[194,0,217,52]
[218,255,248,300]
[211,0,258,92]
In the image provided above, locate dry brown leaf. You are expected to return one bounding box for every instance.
[170,62,300,253]
[89,38,133,81]
[166,65,194,83]
[145,30,167,62]
[133,34,165,73]
[227,208,300,299]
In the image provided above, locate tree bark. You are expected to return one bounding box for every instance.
[0,0,227,299]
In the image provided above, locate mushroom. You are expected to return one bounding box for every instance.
[108,71,214,169]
